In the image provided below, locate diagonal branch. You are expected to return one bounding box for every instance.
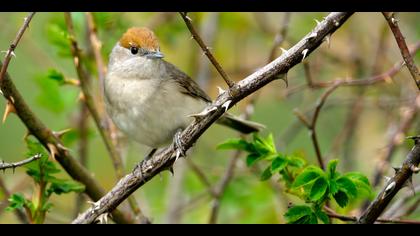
[0,12,35,85]
[0,154,41,171]
[72,12,354,224]
[382,12,420,90]
[179,12,234,88]
[358,136,420,224]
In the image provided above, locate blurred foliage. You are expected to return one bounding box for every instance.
[0,12,419,224]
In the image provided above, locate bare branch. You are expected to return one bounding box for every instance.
[0,154,41,171]
[0,12,35,85]
[358,136,420,224]
[179,12,235,88]
[268,12,292,62]
[382,12,420,90]
[72,12,354,224]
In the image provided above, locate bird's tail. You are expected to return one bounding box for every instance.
[217,113,265,134]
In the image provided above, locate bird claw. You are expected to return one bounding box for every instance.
[174,130,186,162]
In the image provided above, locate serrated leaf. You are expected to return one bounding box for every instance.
[327,159,338,179]
[287,156,306,168]
[246,153,261,167]
[329,179,339,195]
[217,138,253,152]
[292,166,324,188]
[336,176,357,198]
[333,190,349,208]
[308,213,318,224]
[252,133,274,155]
[47,180,85,196]
[271,155,288,172]
[260,166,273,181]
[315,210,330,224]
[309,176,328,201]
[343,172,371,196]
[284,205,312,223]
[6,193,26,211]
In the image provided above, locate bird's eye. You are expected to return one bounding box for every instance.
[130,46,139,55]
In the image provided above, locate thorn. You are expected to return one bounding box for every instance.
[0,89,3,96]
[53,128,72,139]
[382,181,396,199]
[2,100,16,124]
[217,86,226,95]
[188,106,217,119]
[175,149,182,162]
[302,49,309,61]
[333,19,339,27]
[78,92,85,102]
[57,143,70,152]
[314,19,321,26]
[206,46,212,51]
[47,143,58,161]
[324,34,331,48]
[221,100,232,112]
[391,17,399,25]
[190,36,194,40]
[280,47,288,55]
[383,176,391,182]
[97,212,109,224]
[411,165,420,174]
[9,96,15,104]
[276,73,288,87]
[307,32,317,40]
[392,166,401,173]
[168,166,174,176]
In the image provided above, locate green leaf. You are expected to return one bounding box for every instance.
[34,73,66,113]
[315,210,330,224]
[271,155,288,173]
[246,153,261,167]
[47,180,85,196]
[343,172,371,196]
[336,176,357,198]
[284,205,312,223]
[252,133,275,155]
[287,156,306,168]
[46,69,65,85]
[308,213,319,224]
[333,190,349,208]
[329,179,339,195]
[260,166,273,181]
[6,193,27,211]
[292,166,324,188]
[309,176,328,201]
[327,159,339,179]
[217,138,253,152]
[46,24,71,57]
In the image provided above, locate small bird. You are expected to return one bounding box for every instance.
[104,27,263,158]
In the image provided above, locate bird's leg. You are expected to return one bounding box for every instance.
[173,129,186,162]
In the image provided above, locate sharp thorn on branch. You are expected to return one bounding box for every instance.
[222,100,232,112]
[2,101,16,124]
[217,86,226,95]
[302,49,309,61]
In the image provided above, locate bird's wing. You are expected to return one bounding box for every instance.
[163,60,212,103]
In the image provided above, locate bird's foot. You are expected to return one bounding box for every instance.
[173,129,186,162]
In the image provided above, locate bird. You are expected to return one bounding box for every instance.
[104,27,263,159]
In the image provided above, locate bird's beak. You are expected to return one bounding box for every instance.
[147,50,164,59]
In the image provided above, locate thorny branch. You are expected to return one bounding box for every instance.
[72,12,354,224]
[0,12,35,85]
[0,154,41,171]
[382,12,420,90]
[179,12,235,88]
[358,136,420,224]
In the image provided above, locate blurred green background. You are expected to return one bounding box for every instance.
[0,12,419,223]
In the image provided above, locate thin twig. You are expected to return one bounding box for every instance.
[179,12,234,88]
[66,12,149,223]
[268,12,292,62]
[325,207,420,224]
[382,12,420,90]
[358,136,420,224]
[72,12,354,224]
[0,154,41,171]
[0,12,35,85]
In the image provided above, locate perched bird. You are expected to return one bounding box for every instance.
[104,27,263,158]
